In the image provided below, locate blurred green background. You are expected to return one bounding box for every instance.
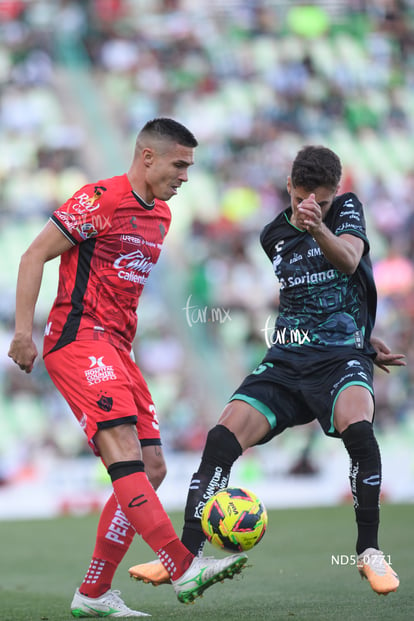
[0,0,413,520]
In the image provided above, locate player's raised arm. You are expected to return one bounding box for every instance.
[311,227,364,274]
[296,193,364,274]
[8,220,73,373]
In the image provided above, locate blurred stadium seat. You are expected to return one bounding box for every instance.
[1,1,414,508]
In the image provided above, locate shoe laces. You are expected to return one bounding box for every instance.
[101,589,127,608]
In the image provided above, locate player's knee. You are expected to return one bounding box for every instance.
[341,420,380,462]
[201,424,243,468]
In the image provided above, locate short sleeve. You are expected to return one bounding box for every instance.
[50,183,113,244]
[332,193,370,254]
[333,193,367,238]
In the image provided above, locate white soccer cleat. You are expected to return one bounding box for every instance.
[172,553,248,604]
[357,548,399,595]
[70,588,151,617]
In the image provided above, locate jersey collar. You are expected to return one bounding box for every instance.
[132,190,155,211]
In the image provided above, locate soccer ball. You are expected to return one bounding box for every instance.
[201,487,267,552]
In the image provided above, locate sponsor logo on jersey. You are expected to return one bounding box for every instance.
[71,186,107,215]
[273,254,282,270]
[330,372,357,394]
[120,234,162,250]
[279,268,338,289]
[78,222,98,239]
[272,240,285,271]
[307,247,322,257]
[334,222,365,235]
[289,252,302,264]
[114,249,154,285]
[340,209,360,220]
[84,356,117,385]
[55,209,110,236]
[55,210,77,231]
[343,198,355,207]
[121,234,146,245]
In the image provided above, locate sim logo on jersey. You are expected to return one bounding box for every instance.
[84,356,117,385]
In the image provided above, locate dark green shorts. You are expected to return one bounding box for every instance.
[229,348,374,441]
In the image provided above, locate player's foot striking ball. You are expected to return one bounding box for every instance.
[129,552,248,598]
[172,553,248,604]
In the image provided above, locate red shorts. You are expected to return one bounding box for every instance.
[44,340,161,455]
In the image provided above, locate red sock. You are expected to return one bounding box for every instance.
[80,493,135,597]
[111,468,193,581]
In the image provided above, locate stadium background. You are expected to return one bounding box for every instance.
[0,0,414,519]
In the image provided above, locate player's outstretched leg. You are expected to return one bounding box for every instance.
[71,588,150,617]
[130,553,248,601]
[129,425,243,586]
[171,553,248,604]
[108,459,248,604]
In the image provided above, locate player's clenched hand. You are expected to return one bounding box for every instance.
[370,336,406,374]
[8,334,38,373]
[297,193,322,233]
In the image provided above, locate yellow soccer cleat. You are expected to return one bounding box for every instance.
[129,560,171,586]
[357,548,399,595]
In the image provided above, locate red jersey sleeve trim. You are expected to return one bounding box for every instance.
[50,215,78,245]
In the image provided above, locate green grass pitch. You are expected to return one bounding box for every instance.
[1,503,413,621]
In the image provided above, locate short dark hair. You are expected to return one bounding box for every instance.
[291,145,341,191]
[139,117,198,148]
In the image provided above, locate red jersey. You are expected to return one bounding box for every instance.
[43,174,171,356]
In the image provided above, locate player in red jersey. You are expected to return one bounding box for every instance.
[8,118,247,617]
